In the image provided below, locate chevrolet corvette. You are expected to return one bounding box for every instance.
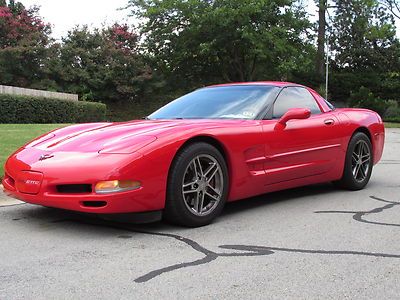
[2,82,385,227]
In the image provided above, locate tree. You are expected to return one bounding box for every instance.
[53,24,156,103]
[0,0,52,87]
[128,0,315,90]
[315,0,327,77]
[330,0,399,71]
[328,0,400,102]
[379,0,400,19]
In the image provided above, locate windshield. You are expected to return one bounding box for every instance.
[148,85,277,120]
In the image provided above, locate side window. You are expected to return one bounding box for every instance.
[272,87,322,119]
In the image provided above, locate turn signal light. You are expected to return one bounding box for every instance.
[95,180,141,194]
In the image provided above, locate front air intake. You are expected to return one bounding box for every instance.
[81,201,107,208]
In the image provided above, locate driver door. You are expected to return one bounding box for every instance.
[261,87,342,185]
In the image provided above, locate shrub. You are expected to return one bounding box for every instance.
[106,97,172,121]
[349,87,400,122]
[384,117,400,123]
[0,94,107,123]
[384,100,400,120]
[349,86,389,117]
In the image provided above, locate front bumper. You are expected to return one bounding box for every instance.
[3,178,150,213]
[2,148,166,214]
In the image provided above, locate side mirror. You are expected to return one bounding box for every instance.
[275,108,311,129]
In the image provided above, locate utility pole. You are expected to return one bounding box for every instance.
[325,33,329,100]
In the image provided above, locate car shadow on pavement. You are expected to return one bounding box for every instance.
[5,182,400,284]
[221,182,338,218]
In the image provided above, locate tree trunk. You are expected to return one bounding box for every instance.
[316,0,327,77]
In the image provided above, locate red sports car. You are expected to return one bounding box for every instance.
[3,82,385,227]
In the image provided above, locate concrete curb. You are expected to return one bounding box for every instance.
[0,184,25,207]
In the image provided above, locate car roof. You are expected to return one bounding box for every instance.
[203,81,332,113]
[207,81,304,88]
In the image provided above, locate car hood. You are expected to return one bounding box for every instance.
[26,119,245,154]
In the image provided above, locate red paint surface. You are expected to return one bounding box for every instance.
[2,82,385,214]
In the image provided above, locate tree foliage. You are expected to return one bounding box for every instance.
[51,24,156,103]
[0,0,399,121]
[330,0,399,71]
[327,0,400,102]
[0,0,52,87]
[129,0,315,89]
[379,0,400,19]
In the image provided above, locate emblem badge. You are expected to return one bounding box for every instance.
[25,180,40,185]
[39,154,54,161]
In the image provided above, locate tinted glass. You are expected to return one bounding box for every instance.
[324,98,335,110]
[272,87,321,119]
[149,85,277,120]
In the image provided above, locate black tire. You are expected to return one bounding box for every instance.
[334,132,373,190]
[163,142,229,227]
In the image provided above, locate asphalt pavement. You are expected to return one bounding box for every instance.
[1,129,399,299]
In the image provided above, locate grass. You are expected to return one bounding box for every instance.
[385,122,400,128]
[0,124,70,178]
[1,121,399,179]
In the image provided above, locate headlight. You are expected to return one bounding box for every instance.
[95,180,141,194]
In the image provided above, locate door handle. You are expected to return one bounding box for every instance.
[324,119,335,125]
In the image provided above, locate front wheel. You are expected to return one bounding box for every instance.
[164,142,229,227]
[334,132,373,190]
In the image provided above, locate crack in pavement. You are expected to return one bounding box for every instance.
[8,195,400,283]
[132,232,400,283]
[48,217,400,283]
[315,195,400,228]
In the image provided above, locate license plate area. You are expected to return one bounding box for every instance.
[15,171,43,194]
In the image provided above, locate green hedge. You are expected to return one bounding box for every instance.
[0,94,107,123]
[384,117,400,123]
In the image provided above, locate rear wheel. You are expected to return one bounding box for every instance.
[334,132,373,190]
[164,142,228,227]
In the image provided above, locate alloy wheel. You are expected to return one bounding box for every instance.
[351,140,371,182]
[181,154,224,216]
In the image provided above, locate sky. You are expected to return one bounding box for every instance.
[22,0,130,39]
[20,0,399,40]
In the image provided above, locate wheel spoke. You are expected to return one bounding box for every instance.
[183,188,197,194]
[195,157,204,177]
[356,164,362,179]
[353,163,361,178]
[183,181,196,188]
[192,194,198,210]
[207,184,221,197]
[361,155,370,164]
[206,166,220,183]
[195,192,204,213]
[363,142,368,155]
[352,162,357,176]
[191,160,200,179]
[205,191,219,202]
[192,192,199,212]
[204,162,217,177]
[359,164,366,178]
[182,154,224,216]
[359,143,364,156]
[351,140,371,182]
